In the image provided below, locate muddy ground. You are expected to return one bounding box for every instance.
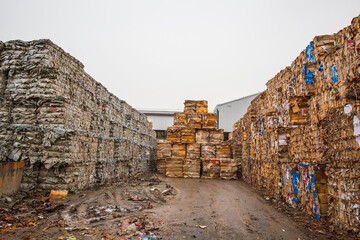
[0,174,358,240]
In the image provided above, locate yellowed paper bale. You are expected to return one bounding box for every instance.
[209,129,224,143]
[220,158,237,180]
[184,100,197,114]
[166,157,184,178]
[174,112,187,126]
[201,144,216,158]
[216,143,231,158]
[167,126,183,143]
[181,128,196,144]
[196,100,208,114]
[187,114,203,129]
[201,158,220,179]
[171,143,186,158]
[157,158,166,174]
[196,130,209,144]
[203,113,217,129]
[157,141,172,159]
[186,143,201,158]
[183,158,201,178]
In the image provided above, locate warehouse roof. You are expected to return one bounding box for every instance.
[138,109,181,116]
[214,92,262,110]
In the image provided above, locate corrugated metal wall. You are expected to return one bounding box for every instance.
[214,94,259,132]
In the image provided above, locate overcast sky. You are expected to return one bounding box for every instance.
[0,0,359,111]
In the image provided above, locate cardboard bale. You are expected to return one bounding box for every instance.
[183,158,201,178]
[280,164,328,220]
[196,130,209,144]
[201,144,216,158]
[203,113,217,129]
[209,129,224,143]
[167,126,182,143]
[181,128,196,144]
[289,97,310,125]
[166,157,184,178]
[201,158,220,179]
[164,99,230,180]
[187,114,203,129]
[171,143,186,158]
[260,163,281,198]
[184,100,208,114]
[174,112,187,126]
[186,143,201,159]
[220,158,237,180]
[216,143,231,158]
[229,15,360,232]
[196,100,208,114]
[157,141,171,159]
[157,159,166,174]
[0,40,157,191]
[184,100,197,114]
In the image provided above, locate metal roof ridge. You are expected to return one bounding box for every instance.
[214,92,262,108]
[137,108,182,113]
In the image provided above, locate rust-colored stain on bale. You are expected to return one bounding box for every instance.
[0,162,24,196]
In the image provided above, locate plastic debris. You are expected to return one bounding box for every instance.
[196,225,207,229]
[49,190,68,199]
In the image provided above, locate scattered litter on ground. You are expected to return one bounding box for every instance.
[195,225,207,229]
[0,174,173,239]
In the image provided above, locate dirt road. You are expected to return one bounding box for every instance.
[152,178,323,240]
[0,175,350,239]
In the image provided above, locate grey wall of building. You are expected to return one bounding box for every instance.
[146,114,174,131]
[138,110,179,131]
[214,93,260,132]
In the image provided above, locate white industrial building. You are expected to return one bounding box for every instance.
[139,93,260,139]
[138,109,179,139]
[213,93,260,133]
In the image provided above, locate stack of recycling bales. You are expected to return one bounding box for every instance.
[231,15,360,233]
[0,40,157,191]
[156,100,237,179]
[156,141,171,174]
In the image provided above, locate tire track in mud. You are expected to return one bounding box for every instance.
[152,178,313,240]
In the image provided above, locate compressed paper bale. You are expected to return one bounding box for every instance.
[313,35,336,61]
[228,15,360,230]
[187,114,203,129]
[216,143,231,158]
[184,100,197,114]
[0,40,157,191]
[196,100,208,114]
[220,158,237,180]
[174,112,187,126]
[186,143,201,159]
[196,130,209,144]
[0,71,6,94]
[166,157,184,178]
[166,126,182,143]
[181,128,195,144]
[157,158,166,174]
[183,158,201,178]
[201,144,216,158]
[171,143,186,158]
[157,141,171,159]
[259,163,281,197]
[202,113,217,129]
[201,158,220,179]
[209,129,224,143]
[289,97,310,125]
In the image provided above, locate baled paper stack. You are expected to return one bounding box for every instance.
[158,100,236,179]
